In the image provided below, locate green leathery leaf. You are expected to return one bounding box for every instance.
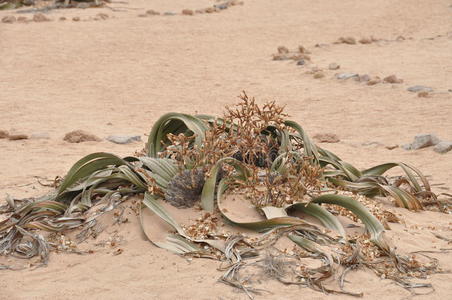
[287,203,346,239]
[57,153,129,196]
[310,194,387,250]
[201,157,250,212]
[147,113,209,157]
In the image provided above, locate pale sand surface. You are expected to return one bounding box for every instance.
[0,0,451,299]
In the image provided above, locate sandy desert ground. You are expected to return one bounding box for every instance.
[1,0,451,299]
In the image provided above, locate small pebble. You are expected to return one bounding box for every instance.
[296,59,305,66]
[337,37,356,45]
[328,63,340,70]
[17,16,28,23]
[383,75,403,84]
[63,130,101,143]
[33,13,51,22]
[403,134,440,150]
[407,85,433,93]
[8,134,29,141]
[146,9,160,15]
[313,133,340,143]
[1,16,16,24]
[367,77,381,85]
[30,133,50,140]
[336,73,358,80]
[59,17,66,21]
[72,17,80,22]
[313,72,325,79]
[359,37,372,44]
[385,145,398,150]
[182,9,194,16]
[0,130,9,139]
[106,135,141,144]
[433,142,452,154]
[205,7,215,13]
[417,91,430,98]
[163,12,177,16]
[357,74,370,82]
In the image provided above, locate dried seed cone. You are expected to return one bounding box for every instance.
[164,168,205,208]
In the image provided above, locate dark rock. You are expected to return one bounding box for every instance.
[296,59,305,66]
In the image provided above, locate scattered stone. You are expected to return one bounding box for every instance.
[0,130,9,139]
[17,16,28,23]
[357,74,371,82]
[337,37,356,45]
[359,37,372,44]
[97,13,109,20]
[407,85,433,93]
[63,130,101,143]
[72,17,80,22]
[433,141,452,154]
[296,59,305,66]
[214,3,229,10]
[383,75,403,84]
[182,9,194,16]
[59,17,66,21]
[336,73,358,80]
[277,46,289,54]
[313,133,340,143]
[106,135,141,144]
[195,9,204,14]
[417,91,430,98]
[33,13,50,22]
[163,12,177,16]
[146,9,160,15]
[362,141,384,148]
[30,133,50,140]
[367,77,381,85]
[396,35,405,41]
[313,72,325,79]
[328,63,340,70]
[403,134,440,150]
[2,16,16,24]
[385,144,398,150]
[205,7,215,13]
[8,134,29,141]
